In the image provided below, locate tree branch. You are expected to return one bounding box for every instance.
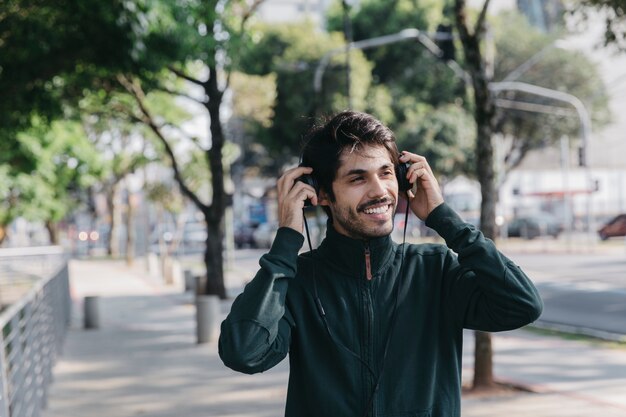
[474,0,492,35]
[160,123,207,152]
[240,0,265,29]
[116,74,209,212]
[454,0,471,41]
[154,85,208,105]
[167,66,206,87]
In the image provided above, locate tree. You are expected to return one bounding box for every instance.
[327,0,459,107]
[238,21,374,172]
[395,104,476,181]
[79,88,187,262]
[144,182,184,259]
[0,0,151,247]
[0,0,144,156]
[0,118,102,246]
[573,0,626,50]
[452,0,509,391]
[114,0,267,298]
[453,0,609,390]
[226,71,278,183]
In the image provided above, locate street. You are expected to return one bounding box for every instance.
[504,250,626,337]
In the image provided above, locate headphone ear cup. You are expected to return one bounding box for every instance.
[297,165,319,207]
[396,162,411,193]
[298,174,319,193]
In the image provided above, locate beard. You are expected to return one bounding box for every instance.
[331,197,396,240]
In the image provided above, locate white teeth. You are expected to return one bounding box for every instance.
[364,205,388,214]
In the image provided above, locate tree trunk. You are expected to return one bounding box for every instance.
[203,64,228,299]
[45,220,59,245]
[108,181,122,258]
[204,215,226,298]
[125,182,136,266]
[473,110,496,389]
[473,331,494,388]
[0,226,7,246]
[118,71,228,295]
[454,0,497,389]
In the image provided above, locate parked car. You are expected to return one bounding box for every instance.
[507,214,563,239]
[598,214,626,240]
[234,223,257,248]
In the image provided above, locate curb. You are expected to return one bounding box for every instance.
[531,320,626,343]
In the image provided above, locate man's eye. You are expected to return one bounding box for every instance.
[382,171,394,177]
[350,177,364,183]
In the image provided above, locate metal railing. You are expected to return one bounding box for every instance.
[0,247,70,417]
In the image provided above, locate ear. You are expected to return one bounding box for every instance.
[318,188,331,206]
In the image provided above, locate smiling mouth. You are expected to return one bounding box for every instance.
[362,205,391,215]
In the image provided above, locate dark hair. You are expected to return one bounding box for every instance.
[301,111,400,217]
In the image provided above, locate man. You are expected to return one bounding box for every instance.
[219,111,542,417]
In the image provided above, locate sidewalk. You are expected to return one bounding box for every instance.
[41,259,626,417]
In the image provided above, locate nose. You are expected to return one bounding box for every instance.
[367,176,387,199]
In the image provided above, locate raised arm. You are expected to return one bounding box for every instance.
[219,228,303,373]
[426,203,543,331]
[219,166,317,373]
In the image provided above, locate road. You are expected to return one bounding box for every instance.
[503,251,626,338]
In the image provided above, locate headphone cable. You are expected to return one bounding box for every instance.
[302,200,410,417]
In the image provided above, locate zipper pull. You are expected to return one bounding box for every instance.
[364,246,372,281]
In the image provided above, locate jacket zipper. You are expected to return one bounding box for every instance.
[364,245,372,281]
[361,275,376,416]
[363,243,375,415]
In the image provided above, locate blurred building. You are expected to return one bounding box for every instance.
[517,0,564,32]
[255,0,329,26]
[499,5,626,230]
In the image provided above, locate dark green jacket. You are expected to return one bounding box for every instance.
[219,204,543,417]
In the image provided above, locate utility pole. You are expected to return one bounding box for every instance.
[342,0,354,108]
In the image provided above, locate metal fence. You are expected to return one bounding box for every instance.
[0,247,71,417]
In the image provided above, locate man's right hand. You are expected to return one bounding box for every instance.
[276,166,318,233]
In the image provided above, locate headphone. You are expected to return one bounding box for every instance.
[297,159,412,206]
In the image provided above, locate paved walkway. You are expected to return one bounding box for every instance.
[41,259,626,417]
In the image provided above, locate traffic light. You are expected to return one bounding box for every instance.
[436,24,455,61]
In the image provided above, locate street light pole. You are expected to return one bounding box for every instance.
[490,81,591,163]
[313,28,470,98]
[501,40,571,82]
[490,81,595,239]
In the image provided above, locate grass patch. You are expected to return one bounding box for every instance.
[524,325,626,350]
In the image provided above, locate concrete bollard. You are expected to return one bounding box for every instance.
[84,296,100,329]
[196,295,220,343]
[147,253,160,279]
[162,256,173,284]
[194,275,207,300]
[170,259,183,290]
[184,269,194,292]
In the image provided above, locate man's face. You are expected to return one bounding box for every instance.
[320,145,399,240]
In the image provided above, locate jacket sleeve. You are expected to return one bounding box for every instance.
[425,203,543,331]
[218,227,303,374]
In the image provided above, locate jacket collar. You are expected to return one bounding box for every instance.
[316,221,397,279]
